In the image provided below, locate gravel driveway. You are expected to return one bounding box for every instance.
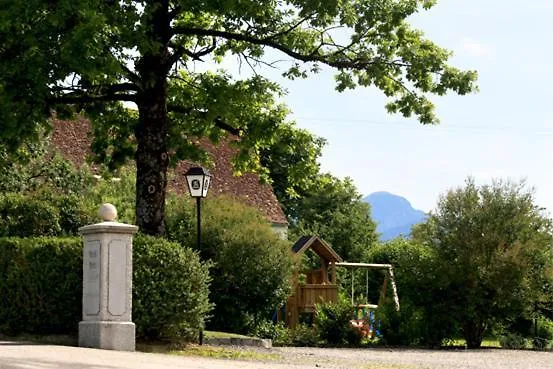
[270,346,553,369]
[0,341,552,369]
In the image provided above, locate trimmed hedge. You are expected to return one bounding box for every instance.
[0,237,82,334]
[0,235,211,340]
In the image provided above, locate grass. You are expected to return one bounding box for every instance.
[203,330,251,339]
[136,341,280,361]
[446,338,501,348]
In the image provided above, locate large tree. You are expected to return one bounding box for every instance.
[0,0,477,235]
[413,179,553,348]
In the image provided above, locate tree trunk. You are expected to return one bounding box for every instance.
[134,0,171,236]
[135,87,169,236]
[463,319,485,349]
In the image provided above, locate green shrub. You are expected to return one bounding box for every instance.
[367,239,458,346]
[315,296,362,346]
[0,194,62,237]
[0,237,82,335]
[500,333,530,349]
[133,234,212,340]
[290,324,320,347]
[532,317,553,349]
[252,321,292,346]
[167,195,293,334]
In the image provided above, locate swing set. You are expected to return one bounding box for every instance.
[336,262,400,338]
[281,236,400,332]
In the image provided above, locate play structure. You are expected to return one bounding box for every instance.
[280,236,400,332]
[282,236,343,328]
[336,262,400,337]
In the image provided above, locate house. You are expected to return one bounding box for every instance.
[49,117,288,238]
[282,235,343,328]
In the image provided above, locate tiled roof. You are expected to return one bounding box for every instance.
[49,117,288,225]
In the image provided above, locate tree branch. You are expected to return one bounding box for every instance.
[46,92,137,105]
[167,103,242,136]
[169,38,217,65]
[263,13,316,41]
[170,26,381,70]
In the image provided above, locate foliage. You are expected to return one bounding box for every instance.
[0,237,82,335]
[413,178,553,349]
[166,195,293,334]
[315,296,363,346]
[291,174,378,262]
[133,234,212,341]
[0,164,136,237]
[0,138,93,197]
[0,235,212,342]
[532,317,553,349]
[367,238,458,346]
[252,321,293,346]
[80,167,137,225]
[289,324,321,347]
[259,123,326,218]
[499,333,530,350]
[0,0,478,235]
[0,194,62,237]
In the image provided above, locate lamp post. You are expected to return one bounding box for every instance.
[184,167,212,254]
[184,166,211,345]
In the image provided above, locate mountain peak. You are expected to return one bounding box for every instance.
[364,192,426,241]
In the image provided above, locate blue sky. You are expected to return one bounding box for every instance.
[204,1,553,214]
[281,0,553,213]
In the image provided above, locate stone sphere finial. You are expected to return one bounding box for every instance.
[99,203,118,222]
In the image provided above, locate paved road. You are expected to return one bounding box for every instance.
[1,341,552,369]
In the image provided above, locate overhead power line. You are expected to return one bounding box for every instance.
[294,116,553,135]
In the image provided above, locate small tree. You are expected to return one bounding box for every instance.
[415,178,553,348]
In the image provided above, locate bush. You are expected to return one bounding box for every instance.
[132,234,212,341]
[500,333,530,349]
[0,235,212,342]
[0,194,62,237]
[290,324,320,347]
[252,321,292,346]
[315,296,363,346]
[532,317,553,349]
[0,237,82,335]
[167,195,293,334]
[367,239,458,347]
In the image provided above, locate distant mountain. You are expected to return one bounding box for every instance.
[364,191,427,241]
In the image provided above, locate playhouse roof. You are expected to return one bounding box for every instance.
[292,236,343,263]
[49,117,288,225]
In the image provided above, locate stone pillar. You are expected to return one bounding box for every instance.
[78,203,138,351]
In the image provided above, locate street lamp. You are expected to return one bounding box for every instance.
[184,166,212,254]
[184,166,211,346]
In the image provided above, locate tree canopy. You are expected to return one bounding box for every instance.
[291,174,378,262]
[413,178,553,348]
[0,0,477,235]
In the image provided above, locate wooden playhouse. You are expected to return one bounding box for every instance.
[282,236,343,328]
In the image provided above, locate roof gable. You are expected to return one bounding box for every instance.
[291,236,343,263]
